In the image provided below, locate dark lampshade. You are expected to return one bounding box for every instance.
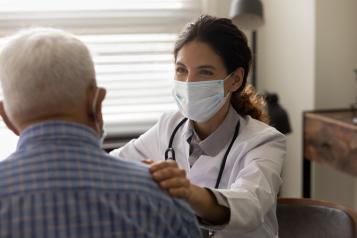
[229,0,264,30]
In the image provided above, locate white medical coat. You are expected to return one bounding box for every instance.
[110,108,286,238]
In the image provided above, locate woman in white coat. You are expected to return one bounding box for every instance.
[111,15,286,238]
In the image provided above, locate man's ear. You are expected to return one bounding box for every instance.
[0,101,19,135]
[230,67,245,92]
[87,86,106,133]
[95,87,106,130]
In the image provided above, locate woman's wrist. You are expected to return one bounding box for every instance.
[187,184,230,225]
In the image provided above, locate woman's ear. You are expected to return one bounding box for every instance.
[0,101,19,135]
[230,67,245,92]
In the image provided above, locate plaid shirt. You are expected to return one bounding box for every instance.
[0,121,201,238]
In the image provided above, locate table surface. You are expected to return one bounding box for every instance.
[304,109,357,177]
[305,109,357,129]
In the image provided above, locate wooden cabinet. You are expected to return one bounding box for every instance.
[303,109,357,197]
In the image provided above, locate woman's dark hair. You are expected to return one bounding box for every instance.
[174,15,269,123]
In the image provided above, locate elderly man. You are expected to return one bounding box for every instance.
[0,28,201,238]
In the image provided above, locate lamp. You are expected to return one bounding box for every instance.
[229,0,264,88]
[230,1,292,134]
[229,0,264,30]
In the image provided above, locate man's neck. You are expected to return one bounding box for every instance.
[18,114,97,135]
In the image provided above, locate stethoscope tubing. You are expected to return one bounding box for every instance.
[165,118,240,189]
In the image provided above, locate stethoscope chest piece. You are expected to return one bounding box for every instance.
[165,117,240,189]
[165,147,175,160]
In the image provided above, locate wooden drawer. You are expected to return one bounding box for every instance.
[303,110,357,175]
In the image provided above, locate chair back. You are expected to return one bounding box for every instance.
[277,197,357,238]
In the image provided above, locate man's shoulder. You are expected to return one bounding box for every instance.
[0,153,201,238]
[0,151,157,197]
[93,155,198,222]
[85,153,166,195]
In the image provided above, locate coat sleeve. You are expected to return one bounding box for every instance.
[211,129,286,233]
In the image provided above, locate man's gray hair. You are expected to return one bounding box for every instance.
[0,27,95,121]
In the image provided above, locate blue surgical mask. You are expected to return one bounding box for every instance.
[173,73,232,122]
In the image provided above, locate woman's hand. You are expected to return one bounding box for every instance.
[149,160,192,200]
[150,160,230,225]
[141,159,154,165]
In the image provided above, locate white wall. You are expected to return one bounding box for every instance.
[312,163,356,208]
[315,0,357,109]
[257,0,316,197]
[202,0,231,17]
[312,0,357,209]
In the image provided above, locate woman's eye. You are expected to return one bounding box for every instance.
[200,69,214,76]
[175,67,187,74]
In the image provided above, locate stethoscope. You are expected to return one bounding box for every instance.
[165,117,240,188]
[165,117,240,237]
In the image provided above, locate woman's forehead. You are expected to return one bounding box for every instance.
[176,41,225,69]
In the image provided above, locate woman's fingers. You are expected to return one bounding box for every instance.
[149,160,191,199]
[149,160,177,173]
[152,166,186,181]
[159,177,190,189]
[150,160,185,181]
[141,159,154,165]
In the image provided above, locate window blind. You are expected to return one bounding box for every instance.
[0,0,203,135]
[83,33,178,135]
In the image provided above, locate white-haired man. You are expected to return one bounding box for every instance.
[0,28,201,238]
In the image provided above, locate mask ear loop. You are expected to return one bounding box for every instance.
[226,71,243,95]
[224,71,235,81]
[223,72,236,97]
[92,88,100,133]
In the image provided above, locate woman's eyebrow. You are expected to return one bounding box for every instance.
[175,61,186,67]
[175,62,216,70]
[197,65,216,70]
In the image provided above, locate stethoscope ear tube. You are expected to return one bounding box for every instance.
[214,120,240,189]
